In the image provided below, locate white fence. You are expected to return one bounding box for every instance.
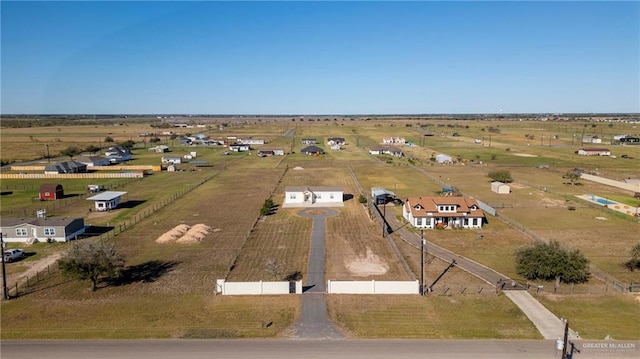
[327,280,419,294]
[216,279,302,295]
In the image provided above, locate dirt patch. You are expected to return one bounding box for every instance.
[540,198,565,207]
[345,248,388,276]
[509,182,528,190]
[306,209,327,215]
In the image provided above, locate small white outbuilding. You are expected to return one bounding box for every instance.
[491,181,510,194]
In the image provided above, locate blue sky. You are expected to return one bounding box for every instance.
[1,1,638,115]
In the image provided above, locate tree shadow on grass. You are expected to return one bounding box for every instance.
[106,260,180,287]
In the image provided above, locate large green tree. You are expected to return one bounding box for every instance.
[516,240,589,287]
[625,243,640,271]
[487,170,513,183]
[58,241,125,291]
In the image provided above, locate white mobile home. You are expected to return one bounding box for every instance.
[283,186,344,208]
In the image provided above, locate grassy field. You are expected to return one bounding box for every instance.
[2,117,640,339]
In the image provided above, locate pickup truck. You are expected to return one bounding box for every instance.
[3,249,25,263]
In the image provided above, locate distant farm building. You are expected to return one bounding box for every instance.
[239,138,266,145]
[86,191,127,212]
[104,145,132,162]
[326,137,346,146]
[491,181,511,194]
[575,148,611,156]
[382,137,406,144]
[39,183,64,200]
[301,138,317,145]
[283,186,344,207]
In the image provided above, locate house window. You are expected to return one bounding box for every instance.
[44,228,56,236]
[330,193,334,199]
[416,218,423,226]
[16,228,27,236]
[289,193,296,199]
[316,193,322,199]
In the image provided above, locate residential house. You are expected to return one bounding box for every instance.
[575,148,611,156]
[161,156,183,164]
[86,191,127,212]
[239,138,266,145]
[582,135,602,144]
[75,155,111,167]
[369,145,404,157]
[229,143,250,152]
[258,149,285,156]
[104,145,132,162]
[327,137,346,146]
[283,186,344,207]
[39,183,64,200]
[301,145,325,155]
[0,217,86,243]
[44,161,88,174]
[620,137,640,144]
[301,138,317,145]
[402,196,485,229]
[382,137,406,144]
[148,145,170,153]
[330,144,342,151]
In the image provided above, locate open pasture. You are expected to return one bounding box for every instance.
[2,117,640,340]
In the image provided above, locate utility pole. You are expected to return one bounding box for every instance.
[1,233,9,300]
[381,204,386,238]
[45,143,50,163]
[562,319,569,359]
[421,230,426,295]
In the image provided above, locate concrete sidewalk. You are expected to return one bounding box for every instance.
[505,291,579,340]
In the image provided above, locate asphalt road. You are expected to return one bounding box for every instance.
[2,339,638,359]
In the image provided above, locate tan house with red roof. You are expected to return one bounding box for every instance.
[402,196,485,229]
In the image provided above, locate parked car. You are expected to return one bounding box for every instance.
[3,249,25,263]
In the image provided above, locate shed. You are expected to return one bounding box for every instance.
[39,183,64,200]
[491,181,510,194]
[435,154,453,164]
[371,187,396,204]
[86,191,127,211]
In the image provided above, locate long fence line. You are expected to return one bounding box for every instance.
[347,164,416,281]
[1,172,144,179]
[1,178,142,217]
[6,264,58,298]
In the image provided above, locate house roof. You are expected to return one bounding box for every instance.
[404,196,484,218]
[44,161,87,173]
[0,217,82,228]
[86,191,127,201]
[285,186,343,193]
[301,145,325,153]
[40,183,63,192]
[372,187,396,197]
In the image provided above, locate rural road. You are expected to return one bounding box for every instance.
[2,339,638,358]
[289,208,344,339]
